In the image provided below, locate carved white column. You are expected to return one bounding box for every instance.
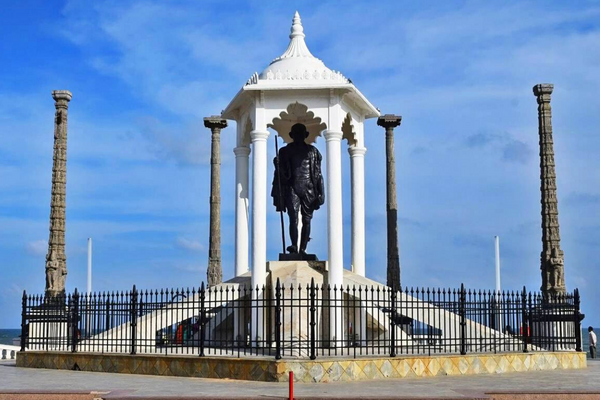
[349,146,367,277]
[250,129,269,343]
[233,143,248,345]
[325,130,344,286]
[234,146,250,277]
[324,129,344,345]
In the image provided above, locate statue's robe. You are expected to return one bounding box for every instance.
[272,144,324,216]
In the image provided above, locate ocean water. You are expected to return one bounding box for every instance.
[0,329,20,346]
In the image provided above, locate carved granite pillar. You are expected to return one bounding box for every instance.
[377,114,402,292]
[204,116,227,287]
[45,90,72,298]
[533,84,566,295]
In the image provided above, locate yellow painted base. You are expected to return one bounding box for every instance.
[16,351,586,383]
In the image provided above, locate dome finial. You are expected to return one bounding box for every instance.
[290,11,305,39]
[268,10,320,66]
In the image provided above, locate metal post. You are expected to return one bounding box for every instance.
[521,286,529,353]
[130,285,137,355]
[309,278,316,360]
[574,288,582,352]
[20,290,27,352]
[528,293,534,349]
[275,278,282,360]
[71,289,79,353]
[105,299,111,330]
[459,284,466,355]
[390,289,397,357]
[199,282,205,357]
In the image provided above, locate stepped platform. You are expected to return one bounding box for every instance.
[16,350,586,382]
[1,359,599,399]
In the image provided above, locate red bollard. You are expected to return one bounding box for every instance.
[289,371,294,400]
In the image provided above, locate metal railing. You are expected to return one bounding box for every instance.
[20,281,583,359]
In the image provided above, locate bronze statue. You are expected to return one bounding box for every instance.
[272,123,324,256]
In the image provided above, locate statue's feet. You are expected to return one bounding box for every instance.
[287,245,298,254]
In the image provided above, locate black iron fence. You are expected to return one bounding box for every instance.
[20,281,583,359]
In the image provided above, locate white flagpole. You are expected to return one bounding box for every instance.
[87,238,92,293]
[495,236,501,295]
[495,235,502,333]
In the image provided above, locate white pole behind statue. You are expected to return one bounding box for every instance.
[87,237,92,293]
[494,235,502,333]
[495,236,501,294]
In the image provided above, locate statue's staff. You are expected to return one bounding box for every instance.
[275,135,286,254]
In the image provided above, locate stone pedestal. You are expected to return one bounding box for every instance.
[278,253,318,261]
[268,261,325,356]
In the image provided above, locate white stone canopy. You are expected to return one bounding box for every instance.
[221,12,380,342]
[223,12,379,146]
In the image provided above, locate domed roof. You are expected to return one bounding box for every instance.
[258,12,348,84]
[222,12,379,121]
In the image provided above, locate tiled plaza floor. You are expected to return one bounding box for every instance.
[1,359,599,399]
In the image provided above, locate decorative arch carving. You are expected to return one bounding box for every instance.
[268,102,327,144]
[342,113,357,146]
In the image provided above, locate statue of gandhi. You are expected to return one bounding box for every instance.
[272,123,325,256]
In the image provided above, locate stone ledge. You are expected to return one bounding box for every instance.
[16,351,586,383]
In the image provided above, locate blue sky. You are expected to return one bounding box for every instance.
[1,0,599,329]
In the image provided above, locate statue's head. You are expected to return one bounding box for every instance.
[290,123,308,143]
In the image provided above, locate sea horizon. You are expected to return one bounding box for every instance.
[0,329,20,346]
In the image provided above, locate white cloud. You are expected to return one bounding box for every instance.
[136,116,212,166]
[174,263,205,274]
[176,237,204,252]
[25,240,47,256]
[0,283,24,300]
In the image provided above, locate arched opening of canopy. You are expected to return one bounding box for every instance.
[268,102,327,143]
[342,113,357,146]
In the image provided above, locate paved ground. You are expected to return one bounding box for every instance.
[1,359,599,399]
